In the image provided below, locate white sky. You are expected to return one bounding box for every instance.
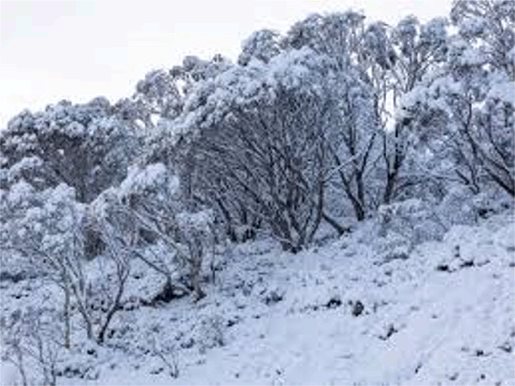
[0,0,451,129]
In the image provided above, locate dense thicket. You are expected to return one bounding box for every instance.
[0,2,513,383]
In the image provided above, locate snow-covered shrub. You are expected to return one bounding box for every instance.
[175,210,215,300]
[146,332,179,378]
[1,307,63,386]
[435,186,478,229]
[434,184,515,231]
[0,179,132,346]
[375,232,413,263]
[195,315,225,354]
[90,163,215,301]
[378,198,447,246]
[471,188,515,218]
[377,182,512,257]
[0,182,85,284]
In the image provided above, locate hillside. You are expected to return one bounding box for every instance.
[1,2,514,385]
[3,211,512,385]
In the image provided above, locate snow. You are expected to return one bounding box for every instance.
[2,4,514,383]
[119,163,174,196]
[488,81,515,105]
[164,213,514,386]
[3,209,512,386]
[176,210,214,234]
[5,180,35,206]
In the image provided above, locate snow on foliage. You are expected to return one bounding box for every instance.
[176,209,214,234]
[119,163,179,199]
[1,97,140,203]
[177,47,339,136]
[1,2,514,385]
[238,29,282,66]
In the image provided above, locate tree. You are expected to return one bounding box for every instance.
[0,98,140,203]
[131,55,233,127]
[1,307,62,386]
[238,29,283,66]
[451,0,515,79]
[136,55,234,167]
[325,70,381,221]
[172,48,350,251]
[284,11,366,69]
[378,16,449,203]
[0,181,130,345]
[1,182,83,348]
[133,69,183,123]
[283,12,383,221]
[400,0,514,196]
[91,163,214,301]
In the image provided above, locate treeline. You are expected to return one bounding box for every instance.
[0,0,513,370]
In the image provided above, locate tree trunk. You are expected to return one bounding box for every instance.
[322,212,350,236]
[63,286,71,349]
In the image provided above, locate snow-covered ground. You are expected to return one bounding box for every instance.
[2,212,514,385]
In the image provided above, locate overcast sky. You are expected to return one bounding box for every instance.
[0,0,451,128]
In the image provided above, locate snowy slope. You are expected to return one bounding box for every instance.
[69,212,514,386]
[2,213,514,386]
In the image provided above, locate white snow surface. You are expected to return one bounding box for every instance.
[1,212,514,386]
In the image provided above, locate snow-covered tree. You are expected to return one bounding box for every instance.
[0,180,131,346]
[0,98,140,203]
[238,29,283,66]
[90,163,214,300]
[1,182,83,346]
[400,1,514,197]
[378,16,449,203]
[325,69,381,221]
[1,307,62,386]
[170,48,357,251]
[133,69,183,123]
[283,12,386,220]
[284,11,366,69]
[451,0,515,79]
